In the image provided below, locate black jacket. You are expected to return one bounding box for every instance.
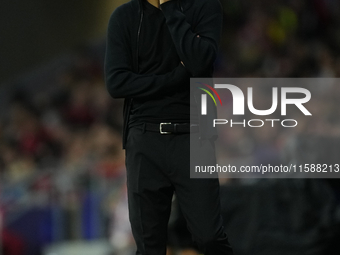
[105,0,223,148]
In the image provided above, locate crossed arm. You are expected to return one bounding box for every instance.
[160,0,222,76]
[105,0,223,99]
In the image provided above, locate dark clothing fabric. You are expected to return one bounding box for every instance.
[129,0,191,126]
[126,126,233,255]
[138,0,180,75]
[104,0,222,148]
[105,0,233,254]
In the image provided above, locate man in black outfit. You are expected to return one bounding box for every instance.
[105,0,233,254]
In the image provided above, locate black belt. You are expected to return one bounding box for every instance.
[143,123,199,134]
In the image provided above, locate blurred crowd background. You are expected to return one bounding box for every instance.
[1,0,340,255]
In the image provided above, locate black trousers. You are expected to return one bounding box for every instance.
[125,125,233,255]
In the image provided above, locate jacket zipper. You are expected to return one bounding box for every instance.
[136,7,143,74]
[130,3,144,108]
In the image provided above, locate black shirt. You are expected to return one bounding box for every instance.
[128,0,192,126]
[105,0,223,147]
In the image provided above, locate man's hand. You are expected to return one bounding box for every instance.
[159,0,171,5]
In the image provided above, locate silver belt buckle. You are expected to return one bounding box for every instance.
[160,122,171,134]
